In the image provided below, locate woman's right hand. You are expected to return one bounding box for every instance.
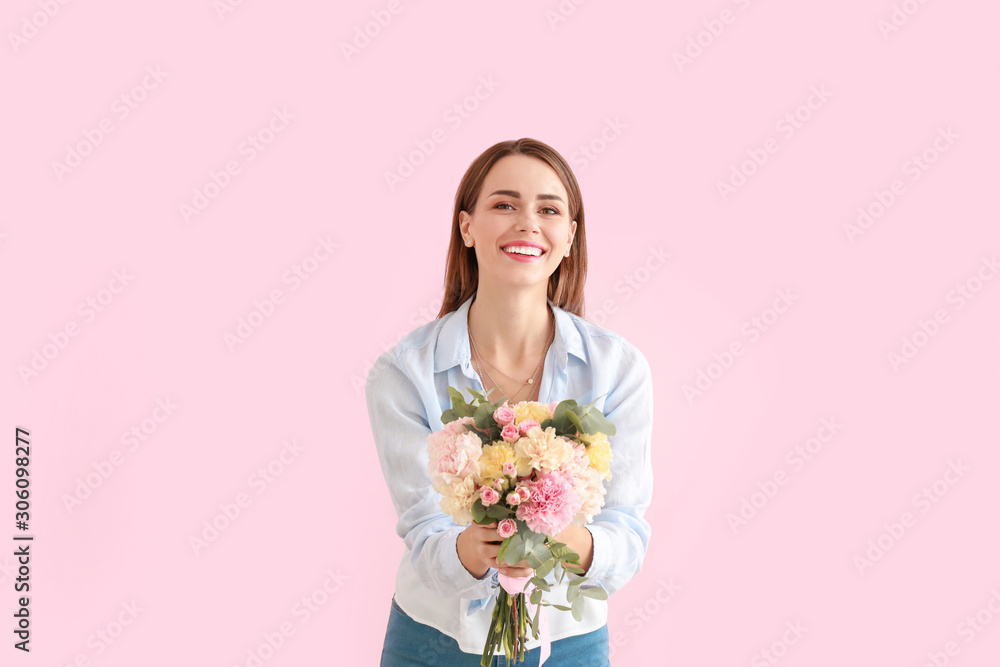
[457,521,535,579]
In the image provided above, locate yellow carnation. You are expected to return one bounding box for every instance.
[579,432,613,481]
[513,401,552,425]
[478,442,523,481]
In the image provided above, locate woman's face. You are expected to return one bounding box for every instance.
[460,154,577,290]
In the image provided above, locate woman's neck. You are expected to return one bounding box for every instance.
[467,283,553,365]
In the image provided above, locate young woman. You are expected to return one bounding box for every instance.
[366,138,654,666]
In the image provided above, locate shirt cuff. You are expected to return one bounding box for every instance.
[583,524,612,588]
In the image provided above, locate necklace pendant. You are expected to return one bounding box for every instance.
[527,378,533,384]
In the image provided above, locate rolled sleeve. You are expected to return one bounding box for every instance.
[582,337,654,595]
[366,351,498,600]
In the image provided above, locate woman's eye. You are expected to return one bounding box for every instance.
[494,202,514,210]
[542,206,560,215]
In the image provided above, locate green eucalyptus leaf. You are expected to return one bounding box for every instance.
[551,604,571,612]
[486,504,512,519]
[474,401,496,430]
[580,586,609,600]
[571,595,585,622]
[471,499,487,524]
[525,550,544,570]
[497,537,510,563]
[565,409,584,434]
[535,559,555,579]
[566,584,580,603]
[529,577,551,592]
[529,589,542,605]
[579,411,616,437]
[504,534,525,565]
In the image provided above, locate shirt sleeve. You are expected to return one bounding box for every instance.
[366,350,499,600]
[580,337,654,595]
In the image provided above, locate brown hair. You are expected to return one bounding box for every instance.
[436,137,587,319]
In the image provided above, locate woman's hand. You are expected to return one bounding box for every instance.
[457,521,535,579]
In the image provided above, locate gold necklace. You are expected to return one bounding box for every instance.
[469,307,554,404]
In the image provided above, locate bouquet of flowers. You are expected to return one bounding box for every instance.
[427,385,617,666]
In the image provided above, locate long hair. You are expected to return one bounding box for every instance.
[436,138,587,319]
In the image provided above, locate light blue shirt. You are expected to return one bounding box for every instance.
[365,293,654,653]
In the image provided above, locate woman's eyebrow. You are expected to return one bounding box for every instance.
[487,189,565,203]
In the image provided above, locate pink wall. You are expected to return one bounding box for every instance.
[2,1,998,664]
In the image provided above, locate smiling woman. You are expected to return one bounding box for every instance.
[366,138,654,666]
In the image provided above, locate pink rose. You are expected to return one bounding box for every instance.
[516,485,531,502]
[501,423,520,442]
[518,419,541,436]
[480,486,500,506]
[502,462,517,477]
[494,478,505,490]
[506,491,522,506]
[497,518,517,539]
[494,402,516,426]
[515,471,581,536]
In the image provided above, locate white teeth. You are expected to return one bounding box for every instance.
[503,246,542,256]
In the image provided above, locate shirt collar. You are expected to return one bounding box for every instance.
[433,292,587,374]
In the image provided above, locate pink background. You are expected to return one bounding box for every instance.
[3,1,998,665]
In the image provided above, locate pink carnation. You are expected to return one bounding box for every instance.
[494,402,516,426]
[518,419,541,436]
[427,425,481,491]
[443,416,476,436]
[497,518,517,539]
[501,423,519,442]
[515,471,581,536]
[480,486,500,506]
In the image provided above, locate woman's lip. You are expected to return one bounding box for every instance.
[502,248,545,262]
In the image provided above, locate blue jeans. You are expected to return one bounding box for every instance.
[381,596,611,666]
